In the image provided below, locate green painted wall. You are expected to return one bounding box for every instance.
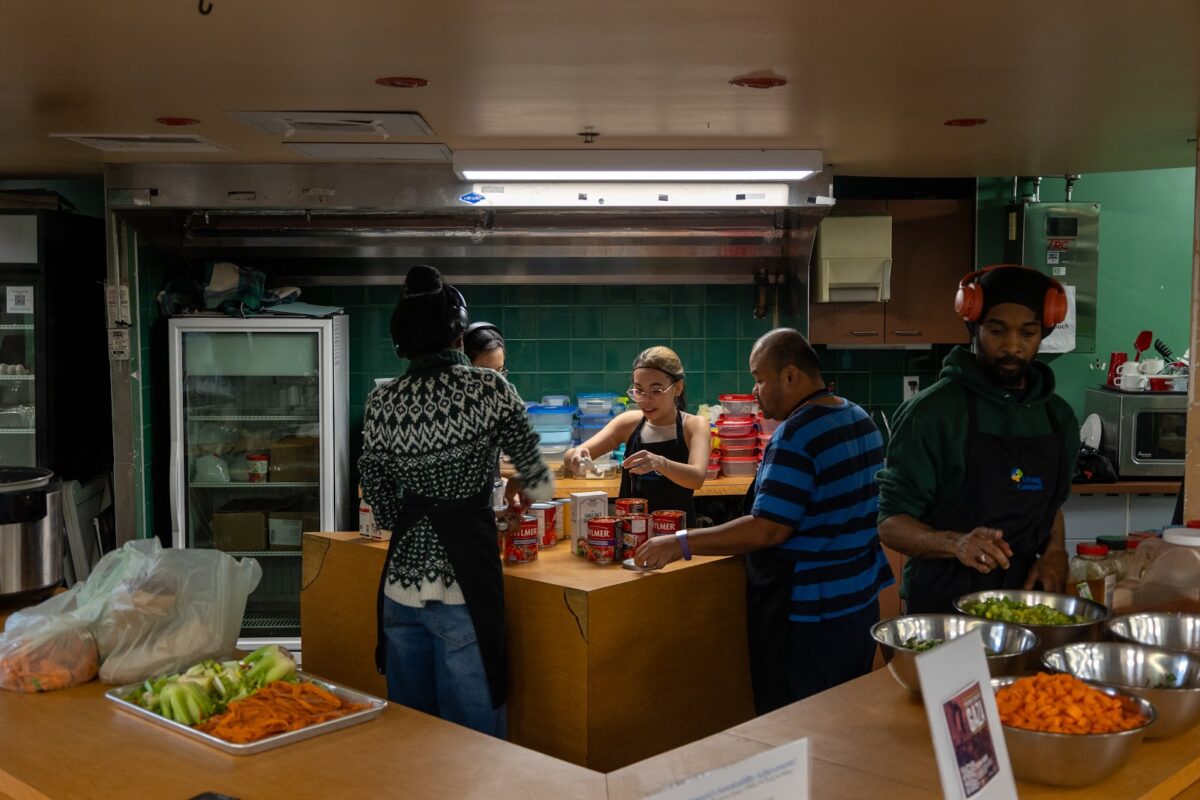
[977,169,1196,419]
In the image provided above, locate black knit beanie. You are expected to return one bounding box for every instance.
[390,265,463,359]
[976,266,1055,336]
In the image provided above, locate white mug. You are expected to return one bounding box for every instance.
[1138,358,1165,376]
[1116,362,1141,377]
[1115,374,1148,390]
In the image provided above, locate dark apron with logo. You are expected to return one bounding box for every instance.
[619,410,697,527]
[374,489,508,709]
[905,390,1063,615]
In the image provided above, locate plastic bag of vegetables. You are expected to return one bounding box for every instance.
[0,625,99,692]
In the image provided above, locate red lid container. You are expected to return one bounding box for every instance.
[1076,543,1110,556]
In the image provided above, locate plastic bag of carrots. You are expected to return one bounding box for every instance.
[195,680,368,743]
[995,673,1146,734]
[0,625,99,693]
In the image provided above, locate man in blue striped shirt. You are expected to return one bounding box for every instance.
[635,328,893,713]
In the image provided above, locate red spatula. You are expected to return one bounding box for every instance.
[1133,330,1152,362]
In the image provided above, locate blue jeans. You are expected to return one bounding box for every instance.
[382,598,507,738]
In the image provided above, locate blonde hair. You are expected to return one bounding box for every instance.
[632,346,687,410]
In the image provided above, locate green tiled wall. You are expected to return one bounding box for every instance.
[301,283,808,421]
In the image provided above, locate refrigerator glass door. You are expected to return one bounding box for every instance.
[0,282,37,466]
[181,329,321,640]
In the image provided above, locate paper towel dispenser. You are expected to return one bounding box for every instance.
[813,214,892,302]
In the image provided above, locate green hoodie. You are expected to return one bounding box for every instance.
[876,345,1079,524]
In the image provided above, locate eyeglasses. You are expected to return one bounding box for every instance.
[498,368,509,377]
[627,382,678,401]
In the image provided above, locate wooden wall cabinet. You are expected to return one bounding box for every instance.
[810,198,973,346]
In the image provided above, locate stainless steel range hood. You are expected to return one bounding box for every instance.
[104,163,832,292]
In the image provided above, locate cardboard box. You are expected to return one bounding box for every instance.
[267,510,320,550]
[213,511,266,551]
[269,436,319,483]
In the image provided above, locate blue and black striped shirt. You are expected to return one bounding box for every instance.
[750,398,895,622]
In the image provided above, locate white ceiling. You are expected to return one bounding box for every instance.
[3,0,1199,177]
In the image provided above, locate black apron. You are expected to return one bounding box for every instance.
[742,388,833,714]
[374,487,507,708]
[619,410,697,527]
[905,390,1064,614]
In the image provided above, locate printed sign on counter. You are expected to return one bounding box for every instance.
[916,631,1016,800]
[647,739,809,800]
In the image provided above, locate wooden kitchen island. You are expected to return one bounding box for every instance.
[300,531,756,772]
[2,661,1197,799]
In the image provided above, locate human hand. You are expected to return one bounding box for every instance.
[622,449,663,476]
[1023,547,1069,591]
[564,447,590,472]
[954,527,1013,573]
[633,534,683,570]
[495,505,522,532]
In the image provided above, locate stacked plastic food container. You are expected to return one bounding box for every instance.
[715,394,762,477]
[574,392,624,445]
[527,396,576,472]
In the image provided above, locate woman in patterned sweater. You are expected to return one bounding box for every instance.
[360,265,553,737]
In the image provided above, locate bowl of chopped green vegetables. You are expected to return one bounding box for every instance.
[871,614,1039,695]
[955,590,1111,660]
[1042,641,1200,739]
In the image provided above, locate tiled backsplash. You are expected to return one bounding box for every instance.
[299,283,950,431]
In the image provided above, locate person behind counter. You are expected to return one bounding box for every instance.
[563,346,710,526]
[876,265,1079,614]
[360,265,554,738]
[634,329,893,713]
[465,320,518,484]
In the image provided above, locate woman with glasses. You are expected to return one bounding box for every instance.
[564,346,711,525]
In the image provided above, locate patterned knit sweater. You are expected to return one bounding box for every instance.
[359,350,554,607]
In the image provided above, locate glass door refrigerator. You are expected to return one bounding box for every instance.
[168,315,350,650]
[0,210,110,481]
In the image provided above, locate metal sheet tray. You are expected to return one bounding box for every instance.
[106,671,386,755]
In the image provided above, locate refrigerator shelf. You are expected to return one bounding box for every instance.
[188,415,320,422]
[0,375,34,381]
[0,429,35,435]
[243,603,300,631]
[0,324,34,331]
[230,550,303,558]
[190,481,320,488]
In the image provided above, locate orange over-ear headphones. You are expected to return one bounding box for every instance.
[954,264,1068,330]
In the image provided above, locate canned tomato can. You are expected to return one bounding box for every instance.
[529,502,557,548]
[651,509,687,535]
[586,516,620,564]
[615,497,649,516]
[622,513,652,558]
[505,515,539,563]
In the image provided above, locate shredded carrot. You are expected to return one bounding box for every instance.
[995,673,1146,735]
[195,680,368,743]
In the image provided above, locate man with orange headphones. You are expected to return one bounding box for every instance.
[876,265,1080,613]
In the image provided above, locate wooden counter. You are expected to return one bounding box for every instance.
[554,474,753,498]
[611,668,1200,799]
[1072,480,1181,495]
[300,532,755,772]
[0,679,606,800]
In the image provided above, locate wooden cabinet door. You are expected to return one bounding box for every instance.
[884,199,973,344]
[808,302,887,345]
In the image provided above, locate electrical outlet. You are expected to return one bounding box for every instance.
[902,375,920,401]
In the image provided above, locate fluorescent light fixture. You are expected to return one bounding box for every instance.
[461,182,791,207]
[453,149,822,181]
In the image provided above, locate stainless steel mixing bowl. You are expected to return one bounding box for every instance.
[1042,640,1200,738]
[954,589,1110,659]
[871,614,1038,694]
[991,675,1155,787]
[1106,611,1200,657]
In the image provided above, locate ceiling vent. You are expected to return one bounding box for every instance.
[230,111,433,138]
[50,133,229,153]
[285,142,451,161]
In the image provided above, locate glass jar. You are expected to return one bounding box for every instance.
[1097,535,1130,581]
[1069,542,1117,607]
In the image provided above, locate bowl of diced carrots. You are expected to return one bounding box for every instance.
[992,673,1155,787]
[1042,641,1200,739]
